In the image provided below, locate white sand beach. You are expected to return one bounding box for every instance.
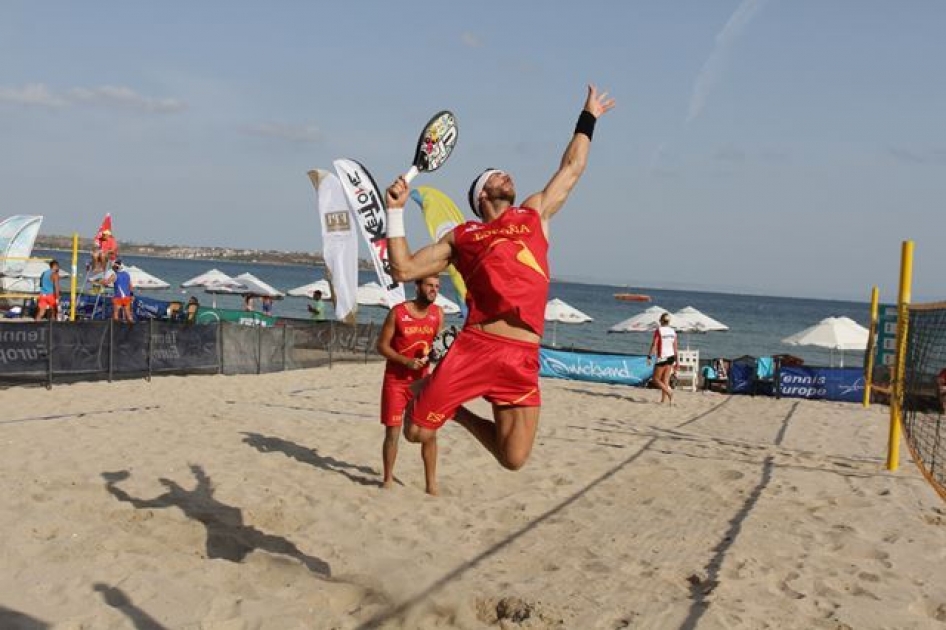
[1,365,945,629]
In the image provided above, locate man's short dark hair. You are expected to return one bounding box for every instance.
[49,259,59,268]
[313,290,322,299]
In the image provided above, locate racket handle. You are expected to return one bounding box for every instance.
[403,165,419,184]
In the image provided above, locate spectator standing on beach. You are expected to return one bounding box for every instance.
[34,259,61,321]
[647,312,678,404]
[376,277,443,494]
[308,290,327,321]
[103,260,135,323]
[243,294,256,312]
[91,229,119,273]
[185,296,200,324]
[261,296,274,317]
[384,84,615,472]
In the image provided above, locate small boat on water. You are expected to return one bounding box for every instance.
[614,292,652,302]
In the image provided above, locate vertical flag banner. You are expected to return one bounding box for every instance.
[333,158,405,306]
[410,187,468,311]
[307,169,359,322]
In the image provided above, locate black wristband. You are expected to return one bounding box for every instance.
[575,110,596,140]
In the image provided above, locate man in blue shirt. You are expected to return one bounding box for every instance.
[104,260,135,323]
[34,259,61,321]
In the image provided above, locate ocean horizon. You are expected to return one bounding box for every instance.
[34,249,872,369]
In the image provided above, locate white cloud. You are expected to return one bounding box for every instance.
[0,83,68,107]
[241,123,323,144]
[686,0,770,124]
[67,85,187,113]
[461,32,482,48]
[0,83,186,113]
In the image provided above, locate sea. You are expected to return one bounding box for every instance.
[36,250,871,368]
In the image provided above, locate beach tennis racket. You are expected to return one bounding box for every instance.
[429,324,460,363]
[403,110,458,184]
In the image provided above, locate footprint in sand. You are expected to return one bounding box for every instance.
[719,470,744,481]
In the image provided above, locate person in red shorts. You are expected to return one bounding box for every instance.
[34,259,61,321]
[384,84,615,471]
[376,277,444,494]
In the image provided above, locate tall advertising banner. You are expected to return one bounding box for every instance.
[333,159,405,306]
[308,169,359,322]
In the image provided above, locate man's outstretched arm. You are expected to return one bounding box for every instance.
[385,177,454,283]
[523,84,616,221]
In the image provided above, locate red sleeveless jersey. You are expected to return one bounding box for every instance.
[384,301,442,382]
[452,206,550,335]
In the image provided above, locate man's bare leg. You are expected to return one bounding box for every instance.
[454,404,539,471]
[382,426,400,489]
[421,437,438,496]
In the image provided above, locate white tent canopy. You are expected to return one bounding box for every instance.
[608,305,669,333]
[122,265,170,291]
[357,282,389,307]
[434,293,461,315]
[671,306,729,333]
[287,279,332,299]
[781,316,869,367]
[545,298,593,346]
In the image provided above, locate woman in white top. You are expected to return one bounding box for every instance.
[647,312,678,404]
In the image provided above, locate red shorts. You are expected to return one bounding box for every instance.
[380,378,417,427]
[112,296,132,308]
[38,294,58,309]
[409,327,540,431]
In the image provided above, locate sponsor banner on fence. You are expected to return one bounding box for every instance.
[539,347,652,386]
[0,323,49,375]
[778,366,865,402]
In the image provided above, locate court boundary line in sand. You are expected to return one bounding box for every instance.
[675,395,733,429]
[354,437,661,629]
[678,400,800,629]
[0,404,163,426]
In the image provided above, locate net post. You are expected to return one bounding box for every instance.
[69,232,78,322]
[864,286,879,408]
[887,241,914,471]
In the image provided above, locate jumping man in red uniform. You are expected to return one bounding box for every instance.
[384,85,615,471]
[376,276,444,493]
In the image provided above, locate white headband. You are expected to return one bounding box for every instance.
[472,169,504,218]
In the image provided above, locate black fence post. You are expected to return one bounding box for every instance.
[256,321,262,375]
[108,318,114,383]
[46,317,53,389]
[282,325,288,372]
[328,320,334,369]
[147,318,153,382]
[217,320,223,374]
[363,321,375,364]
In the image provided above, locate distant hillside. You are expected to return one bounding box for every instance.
[34,235,372,269]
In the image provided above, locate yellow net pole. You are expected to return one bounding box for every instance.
[863,286,879,408]
[887,240,914,471]
[70,233,78,321]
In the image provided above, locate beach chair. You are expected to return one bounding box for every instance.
[675,349,699,392]
[702,358,730,393]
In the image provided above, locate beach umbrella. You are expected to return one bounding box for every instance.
[608,305,669,333]
[545,298,593,346]
[781,316,869,367]
[181,268,244,290]
[671,306,729,333]
[671,305,729,349]
[232,272,284,298]
[357,282,390,308]
[434,293,461,315]
[287,279,332,299]
[122,265,170,290]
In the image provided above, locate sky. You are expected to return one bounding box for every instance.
[1,0,944,302]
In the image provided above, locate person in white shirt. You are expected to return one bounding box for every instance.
[647,312,678,404]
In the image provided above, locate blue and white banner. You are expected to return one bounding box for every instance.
[539,347,652,386]
[778,366,865,402]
